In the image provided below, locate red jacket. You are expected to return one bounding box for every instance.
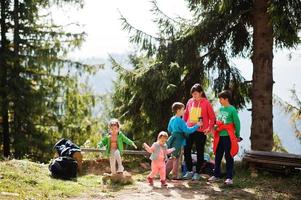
[213,121,239,157]
[183,98,216,132]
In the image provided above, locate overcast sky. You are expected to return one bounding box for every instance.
[51,0,301,103]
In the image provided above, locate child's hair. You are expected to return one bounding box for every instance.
[108,118,120,128]
[218,90,232,102]
[157,131,168,140]
[172,102,185,113]
[190,83,206,98]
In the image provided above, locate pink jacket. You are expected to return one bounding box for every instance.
[183,97,216,132]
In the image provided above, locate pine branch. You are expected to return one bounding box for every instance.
[119,11,162,40]
[150,0,195,39]
[150,0,181,25]
[109,54,129,73]
[119,10,167,56]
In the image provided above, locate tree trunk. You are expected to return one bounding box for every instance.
[1,0,10,157]
[250,0,274,151]
[13,0,22,158]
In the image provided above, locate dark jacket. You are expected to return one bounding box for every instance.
[54,138,81,157]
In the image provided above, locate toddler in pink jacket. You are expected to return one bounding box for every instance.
[143,131,175,187]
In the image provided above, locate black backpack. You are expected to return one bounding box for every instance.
[49,156,78,179]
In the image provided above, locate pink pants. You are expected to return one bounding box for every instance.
[147,159,166,181]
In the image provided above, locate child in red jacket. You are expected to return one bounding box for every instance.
[208,90,241,185]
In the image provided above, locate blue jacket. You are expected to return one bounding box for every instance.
[167,116,199,157]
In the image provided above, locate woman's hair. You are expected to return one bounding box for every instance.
[190,83,206,98]
[218,90,232,102]
[172,102,185,113]
[157,131,168,140]
[108,118,120,128]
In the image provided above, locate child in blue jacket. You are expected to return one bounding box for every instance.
[166,102,202,179]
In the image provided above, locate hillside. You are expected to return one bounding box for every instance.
[0,159,101,199]
[0,159,300,200]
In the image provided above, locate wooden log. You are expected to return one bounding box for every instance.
[243,150,301,172]
[243,156,301,167]
[102,171,134,184]
[244,150,301,160]
[81,148,149,156]
[244,152,301,166]
[244,154,301,163]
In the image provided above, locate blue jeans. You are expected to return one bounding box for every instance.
[214,136,234,179]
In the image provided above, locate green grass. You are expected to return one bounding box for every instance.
[220,163,301,199]
[1,159,301,200]
[0,159,101,200]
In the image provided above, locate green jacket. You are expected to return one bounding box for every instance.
[97,131,135,156]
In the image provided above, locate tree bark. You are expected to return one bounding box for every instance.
[250,0,274,151]
[13,0,22,158]
[1,0,11,157]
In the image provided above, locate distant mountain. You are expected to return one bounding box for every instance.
[238,106,301,157]
[79,54,132,95]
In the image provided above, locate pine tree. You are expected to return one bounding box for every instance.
[184,0,301,151]
[0,0,10,157]
[1,0,100,160]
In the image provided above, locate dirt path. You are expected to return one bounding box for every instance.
[70,179,257,200]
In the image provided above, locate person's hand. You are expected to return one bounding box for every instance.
[142,143,147,149]
[203,128,211,135]
[196,121,203,127]
[133,143,137,149]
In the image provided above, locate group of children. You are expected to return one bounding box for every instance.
[98,85,241,187]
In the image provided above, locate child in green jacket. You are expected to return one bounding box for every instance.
[98,119,137,174]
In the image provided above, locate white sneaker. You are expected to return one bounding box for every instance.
[117,165,124,173]
[183,171,194,180]
[208,176,219,182]
[225,178,233,185]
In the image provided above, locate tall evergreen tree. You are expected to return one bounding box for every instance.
[1,0,100,160]
[0,0,10,157]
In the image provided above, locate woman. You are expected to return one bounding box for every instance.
[183,83,216,180]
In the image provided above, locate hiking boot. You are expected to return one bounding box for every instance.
[161,180,168,187]
[192,173,201,181]
[208,176,219,182]
[183,171,194,180]
[147,177,154,186]
[224,178,233,185]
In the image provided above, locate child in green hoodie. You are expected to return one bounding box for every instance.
[98,119,137,174]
